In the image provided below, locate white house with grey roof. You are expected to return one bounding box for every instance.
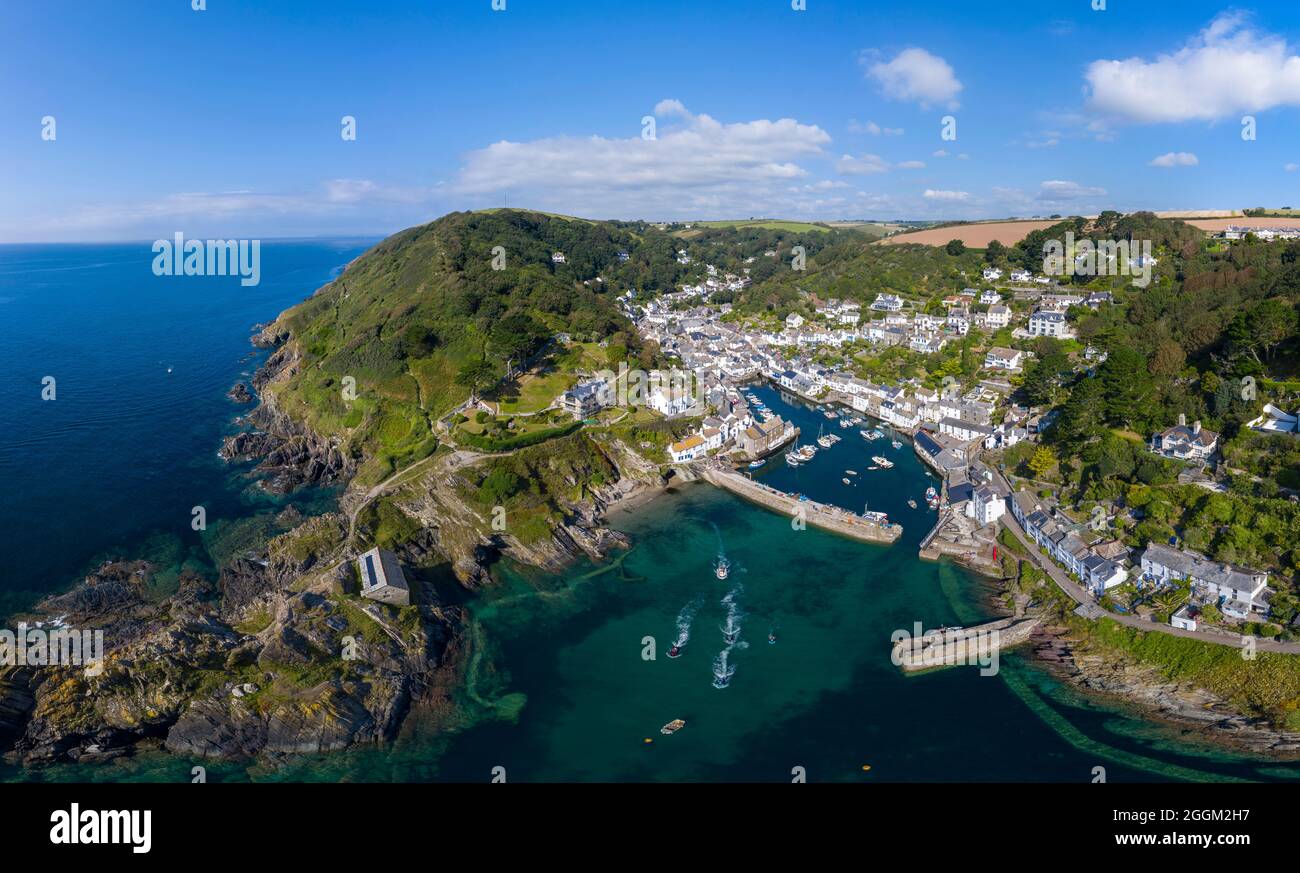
[1151,415,1218,461]
[1139,543,1269,619]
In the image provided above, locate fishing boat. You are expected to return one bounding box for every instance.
[871,456,894,468]
[714,556,731,581]
[748,459,765,469]
[660,719,687,735]
[925,486,938,500]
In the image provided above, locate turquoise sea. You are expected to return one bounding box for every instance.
[2,243,1298,783]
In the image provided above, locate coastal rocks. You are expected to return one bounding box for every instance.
[227,382,254,404]
[1029,626,1300,756]
[5,533,465,765]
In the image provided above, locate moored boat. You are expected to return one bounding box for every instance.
[660,719,687,735]
[748,459,765,469]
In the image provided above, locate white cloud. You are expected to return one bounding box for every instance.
[1149,151,1199,168]
[1285,162,1298,172]
[932,149,949,158]
[835,153,891,175]
[850,119,904,136]
[863,48,963,109]
[654,98,691,118]
[454,101,831,218]
[1085,14,1300,122]
[1037,180,1106,201]
[896,160,926,169]
[923,189,970,202]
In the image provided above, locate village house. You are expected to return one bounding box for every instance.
[966,483,1007,525]
[551,251,566,264]
[1151,415,1218,461]
[1139,543,1270,620]
[983,347,1023,371]
[979,289,1002,305]
[559,378,610,419]
[1009,492,1128,596]
[985,305,1011,328]
[1028,309,1069,338]
[982,267,1003,281]
[668,434,706,462]
[871,293,904,312]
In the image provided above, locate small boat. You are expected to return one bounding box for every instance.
[845,470,858,476]
[667,644,683,659]
[785,454,801,467]
[723,630,739,645]
[842,477,852,485]
[868,465,879,471]
[714,557,731,581]
[925,486,938,500]
[660,719,687,735]
[907,499,918,508]
[748,459,765,469]
[768,632,777,645]
[891,440,903,450]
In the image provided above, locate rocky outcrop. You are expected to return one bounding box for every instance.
[1030,626,1300,756]
[227,382,253,404]
[4,549,464,764]
[220,339,355,494]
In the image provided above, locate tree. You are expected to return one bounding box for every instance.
[455,358,497,402]
[945,239,967,256]
[1027,446,1057,479]
[985,240,1006,263]
[1098,346,1153,429]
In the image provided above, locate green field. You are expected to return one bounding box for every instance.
[687,219,834,233]
[496,368,574,414]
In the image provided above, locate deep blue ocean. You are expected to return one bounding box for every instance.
[0,240,373,611]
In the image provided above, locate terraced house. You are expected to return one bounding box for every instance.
[1138,543,1271,620]
[1010,492,1128,596]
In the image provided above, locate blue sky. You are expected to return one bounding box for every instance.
[3,0,1300,241]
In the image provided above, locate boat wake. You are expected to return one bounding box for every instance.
[711,641,748,689]
[669,596,703,657]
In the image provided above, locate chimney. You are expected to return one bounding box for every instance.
[1177,413,1186,427]
[1193,420,1201,435]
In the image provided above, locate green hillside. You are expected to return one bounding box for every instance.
[264,210,666,484]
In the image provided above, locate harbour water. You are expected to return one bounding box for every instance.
[2,245,1298,783]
